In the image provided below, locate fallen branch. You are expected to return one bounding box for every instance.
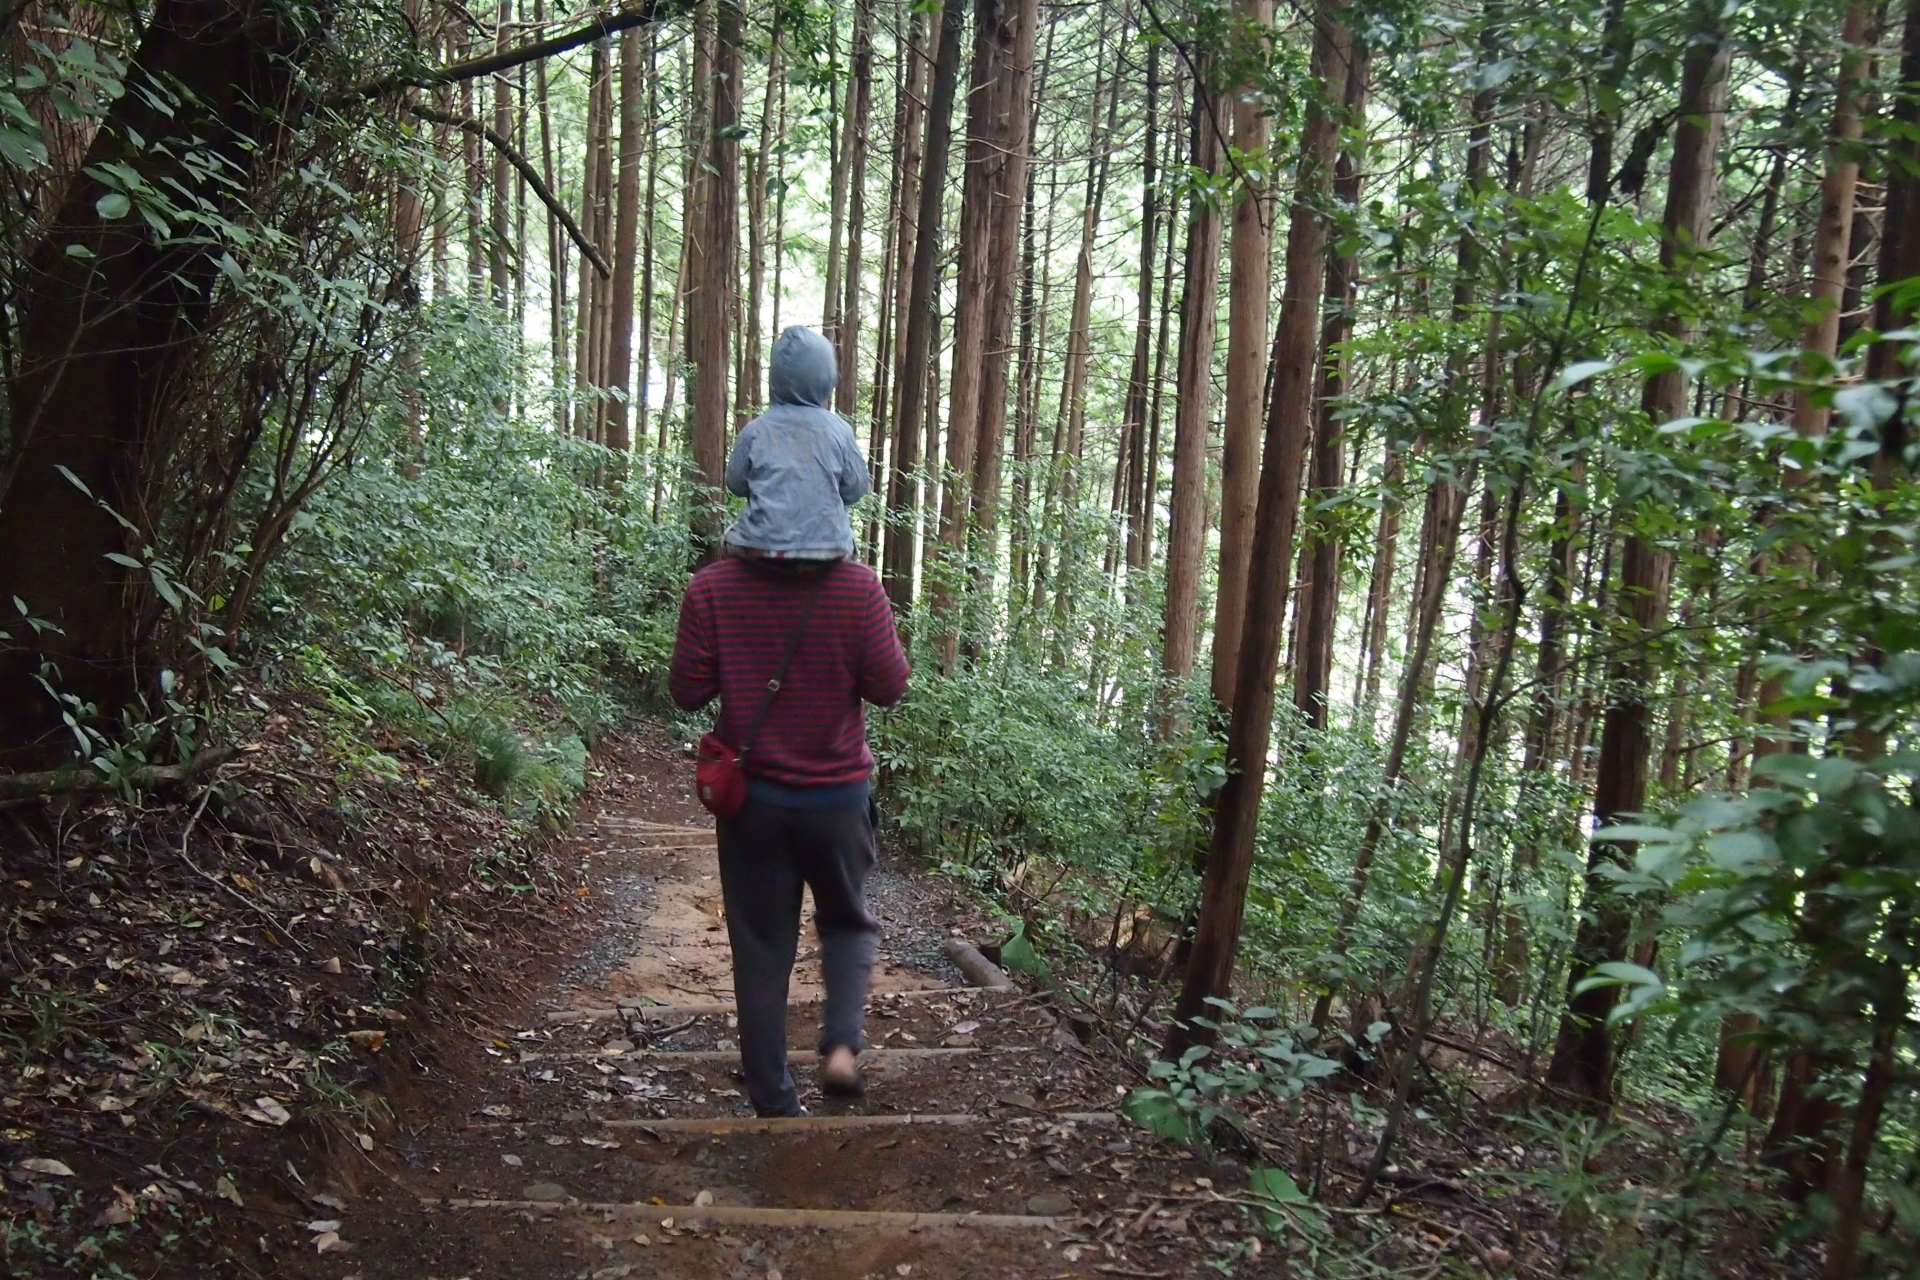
[347,2,689,101]
[0,745,236,802]
[944,937,1014,989]
[410,105,610,278]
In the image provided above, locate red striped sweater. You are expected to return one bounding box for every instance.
[669,558,910,788]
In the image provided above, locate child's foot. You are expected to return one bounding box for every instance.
[820,1045,865,1097]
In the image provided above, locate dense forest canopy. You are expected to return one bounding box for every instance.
[1,0,1918,1272]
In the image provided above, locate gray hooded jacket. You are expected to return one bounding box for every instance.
[724,327,871,559]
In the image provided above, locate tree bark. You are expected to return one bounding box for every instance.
[1293,44,1370,727]
[1158,66,1225,734]
[686,0,743,557]
[1790,1,1873,440]
[605,28,645,460]
[1165,2,1354,1051]
[836,0,876,420]
[1547,14,1730,1108]
[1122,47,1161,575]
[883,0,967,610]
[0,0,303,766]
[1208,0,1275,716]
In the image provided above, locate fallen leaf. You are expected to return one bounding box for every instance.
[356,1132,373,1151]
[17,1158,75,1178]
[346,1030,385,1052]
[312,1231,342,1253]
[500,1154,522,1167]
[216,1175,244,1207]
[693,1189,714,1207]
[242,1097,291,1126]
[546,1135,569,1146]
[310,1193,346,1211]
[306,1220,343,1233]
[480,1105,514,1119]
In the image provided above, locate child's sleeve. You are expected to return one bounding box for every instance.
[838,423,872,505]
[725,423,755,497]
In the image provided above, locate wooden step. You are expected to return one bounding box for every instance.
[517,1046,978,1065]
[600,1110,1117,1134]
[548,984,988,1024]
[428,1198,1066,1230]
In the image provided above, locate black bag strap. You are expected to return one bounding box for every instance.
[738,564,834,759]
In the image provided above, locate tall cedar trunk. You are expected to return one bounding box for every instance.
[1046,61,1120,651]
[837,0,876,419]
[1142,114,1181,576]
[930,0,1019,662]
[1790,1,1872,439]
[572,44,610,438]
[462,63,484,299]
[1294,46,1371,726]
[883,0,967,610]
[878,8,930,572]
[1208,0,1275,715]
[536,0,567,434]
[605,29,645,460]
[489,1,513,309]
[744,16,781,418]
[637,32,660,472]
[1165,2,1353,1051]
[1158,67,1225,734]
[687,0,743,556]
[1009,22,1058,615]
[968,0,1040,596]
[0,0,301,766]
[1546,15,1730,1107]
[1123,48,1161,573]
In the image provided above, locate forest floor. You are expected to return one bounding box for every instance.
[1,715,1805,1280]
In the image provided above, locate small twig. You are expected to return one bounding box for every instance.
[177,788,310,955]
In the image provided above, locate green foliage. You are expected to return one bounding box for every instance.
[1123,1001,1338,1150]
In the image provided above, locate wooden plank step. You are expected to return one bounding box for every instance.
[518,1046,978,1065]
[601,1110,1117,1134]
[548,985,981,1023]
[428,1199,1065,1230]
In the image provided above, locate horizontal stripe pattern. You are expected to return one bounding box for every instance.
[669,559,909,788]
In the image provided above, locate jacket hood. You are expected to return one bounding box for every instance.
[767,326,838,408]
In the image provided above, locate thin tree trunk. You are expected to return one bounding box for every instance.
[1166,2,1355,1050]
[489,1,514,309]
[1789,1,1872,439]
[883,0,967,610]
[1293,44,1371,727]
[687,0,743,556]
[1547,15,1730,1108]
[1158,66,1225,735]
[1356,446,1402,713]
[1208,0,1275,716]
[572,42,611,439]
[605,28,645,461]
[743,13,781,418]
[1123,46,1160,574]
[837,0,876,419]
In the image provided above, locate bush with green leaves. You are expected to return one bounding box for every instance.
[1122,1000,1339,1148]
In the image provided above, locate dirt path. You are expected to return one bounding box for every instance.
[279,732,1256,1280]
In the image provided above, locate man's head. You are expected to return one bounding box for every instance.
[768,326,838,409]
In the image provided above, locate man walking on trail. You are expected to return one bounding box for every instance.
[668,331,909,1118]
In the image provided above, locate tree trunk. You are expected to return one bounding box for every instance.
[605,28,645,460]
[1158,67,1225,734]
[1789,1,1873,440]
[1293,45,1371,727]
[1547,17,1730,1108]
[687,0,743,557]
[1356,445,1402,713]
[743,14,781,418]
[572,43,611,439]
[883,0,967,610]
[837,0,877,419]
[489,0,514,310]
[1208,0,1275,716]
[0,0,302,766]
[968,0,1041,600]
[1122,47,1160,575]
[1164,2,1354,1052]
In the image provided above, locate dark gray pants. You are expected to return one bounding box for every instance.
[715,798,879,1116]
